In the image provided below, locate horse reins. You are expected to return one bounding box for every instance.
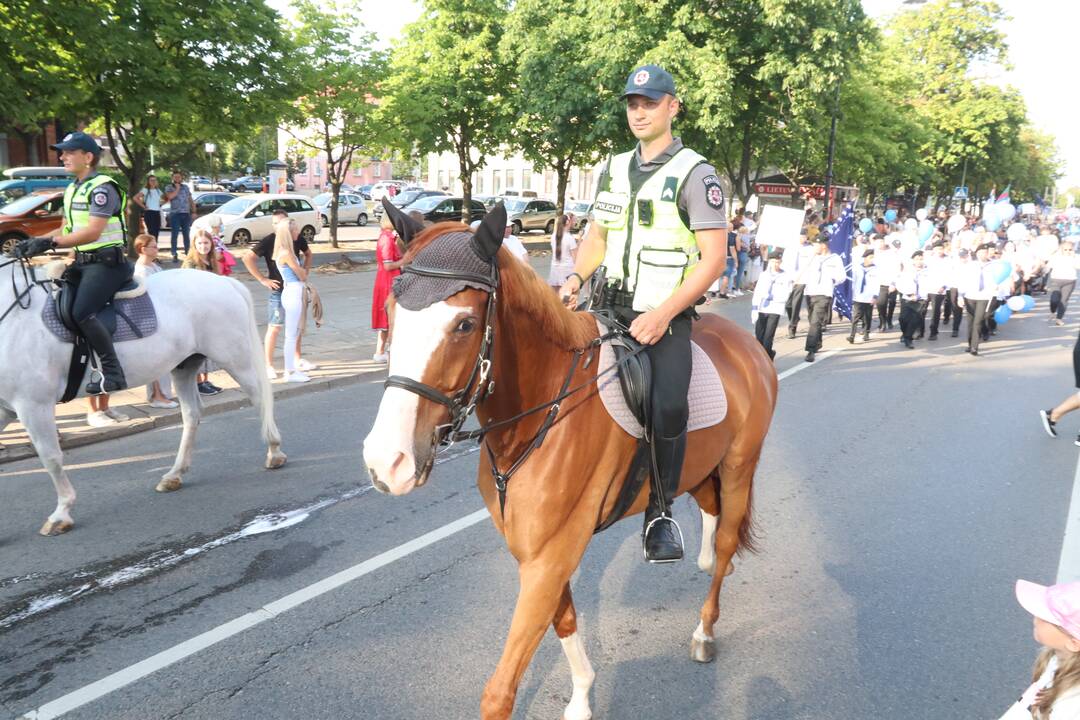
[384,260,647,517]
[0,256,52,324]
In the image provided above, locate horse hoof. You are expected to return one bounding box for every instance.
[265,452,287,470]
[39,519,74,536]
[156,477,182,493]
[690,636,716,663]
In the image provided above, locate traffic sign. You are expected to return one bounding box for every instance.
[953,186,968,199]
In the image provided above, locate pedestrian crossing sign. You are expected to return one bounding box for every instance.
[953,186,968,199]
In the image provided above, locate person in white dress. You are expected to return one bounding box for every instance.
[546,214,578,289]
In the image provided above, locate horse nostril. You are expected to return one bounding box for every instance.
[369,469,389,494]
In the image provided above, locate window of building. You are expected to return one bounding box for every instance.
[521,168,532,191]
[313,161,321,176]
[492,170,502,196]
[373,163,381,178]
[473,172,483,194]
[505,169,515,190]
[0,134,8,169]
[438,170,447,190]
[544,170,554,195]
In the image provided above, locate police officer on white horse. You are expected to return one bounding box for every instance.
[16,131,133,394]
[558,65,727,563]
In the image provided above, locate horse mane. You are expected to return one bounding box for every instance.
[400,221,596,351]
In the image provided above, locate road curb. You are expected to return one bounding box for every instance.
[0,370,381,466]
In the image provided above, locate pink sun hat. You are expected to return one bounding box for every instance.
[1016,579,1080,639]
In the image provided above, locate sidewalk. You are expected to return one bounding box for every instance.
[0,235,558,465]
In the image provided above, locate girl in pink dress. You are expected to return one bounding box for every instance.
[372,215,403,362]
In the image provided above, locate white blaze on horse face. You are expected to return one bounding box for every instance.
[363,301,468,495]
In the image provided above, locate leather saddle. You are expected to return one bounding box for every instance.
[55,277,142,338]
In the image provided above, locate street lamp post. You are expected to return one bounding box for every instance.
[205,143,216,187]
[823,78,842,220]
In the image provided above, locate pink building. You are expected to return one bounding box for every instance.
[290,156,395,191]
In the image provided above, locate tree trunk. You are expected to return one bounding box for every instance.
[123,150,151,252]
[329,178,341,249]
[555,163,569,218]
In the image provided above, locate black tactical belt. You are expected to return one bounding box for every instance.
[75,245,124,265]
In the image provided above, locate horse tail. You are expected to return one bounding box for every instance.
[230,278,280,446]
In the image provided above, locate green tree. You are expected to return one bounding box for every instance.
[381,0,512,220]
[68,0,294,241]
[284,0,385,247]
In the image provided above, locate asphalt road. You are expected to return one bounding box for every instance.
[1,262,1077,719]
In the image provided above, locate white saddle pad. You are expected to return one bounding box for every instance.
[595,321,727,438]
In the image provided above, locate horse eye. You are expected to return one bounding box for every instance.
[455,318,477,334]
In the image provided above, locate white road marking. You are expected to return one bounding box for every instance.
[1057,451,1080,583]
[17,342,846,718]
[19,509,491,720]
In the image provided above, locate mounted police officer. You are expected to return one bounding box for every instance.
[558,65,728,563]
[16,132,133,394]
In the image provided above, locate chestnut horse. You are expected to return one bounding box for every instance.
[363,203,777,720]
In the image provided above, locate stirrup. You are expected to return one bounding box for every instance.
[85,368,107,396]
[642,514,684,564]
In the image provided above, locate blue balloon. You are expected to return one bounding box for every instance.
[989,260,1013,284]
[918,219,934,245]
[859,218,873,233]
[994,304,1012,325]
[1022,294,1035,311]
[884,209,898,223]
[985,214,1002,232]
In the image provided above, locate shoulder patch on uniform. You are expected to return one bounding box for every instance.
[703,176,724,210]
[92,191,108,206]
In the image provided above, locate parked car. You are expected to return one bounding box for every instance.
[373,189,448,220]
[190,176,227,191]
[312,192,369,226]
[567,201,591,232]
[503,198,558,235]
[501,189,539,199]
[225,175,267,193]
[0,190,65,254]
[370,181,408,202]
[473,195,501,211]
[0,167,73,206]
[356,184,373,200]
[190,194,321,246]
[404,196,487,224]
[161,191,237,229]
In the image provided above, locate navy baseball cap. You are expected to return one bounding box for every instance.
[50,131,101,155]
[621,65,677,101]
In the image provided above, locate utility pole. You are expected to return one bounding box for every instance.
[823,78,842,221]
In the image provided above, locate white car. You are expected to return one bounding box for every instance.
[370,181,407,202]
[312,192,369,227]
[191,193,322,246]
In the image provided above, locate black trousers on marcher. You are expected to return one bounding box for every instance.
[786,283,806,334]
[849,302,873,340]
[1049,279,1076,320]
[928,293,947,336]
[899,298,928,342]
[805,294,832,352]
[876,285,897,329]
[987,297,1001,336]
[965,299,989,351]
[948,288,963,333]
[755,313,780,359]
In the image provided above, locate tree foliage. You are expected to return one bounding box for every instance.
[381,0,513,219]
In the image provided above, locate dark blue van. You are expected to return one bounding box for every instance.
[0,167,74,206]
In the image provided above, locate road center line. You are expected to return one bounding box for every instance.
[1057,451,1080,583]
[18,345,841,719]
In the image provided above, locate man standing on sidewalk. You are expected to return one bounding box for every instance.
[242,209,316,378]
[802,236,846,362]
[164,170,195,262]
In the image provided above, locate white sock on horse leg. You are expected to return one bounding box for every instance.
[697,509,719,574]
[559,631,595,720]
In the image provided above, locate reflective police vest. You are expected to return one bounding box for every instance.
[592,147,704,311]
[63,174,127,251]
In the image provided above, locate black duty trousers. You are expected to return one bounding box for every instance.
[899,298,927,342]
[613,307,692,439]
[805,295,832,352]
[927,293,947,336]
[65,259,134,323]
[965,299,989,351]
[755,313,780,359]
[786,284,806,333]
[948,288,963,333]
[849,302,873,340]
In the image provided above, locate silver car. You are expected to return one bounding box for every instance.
[503,198,557,235]
[312,192,369,226]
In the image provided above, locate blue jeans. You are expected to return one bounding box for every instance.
[170,213,192,256]
[736,251,749,289]
[723,257,736,281]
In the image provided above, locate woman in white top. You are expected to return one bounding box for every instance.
[133,175,164,239]
[1047,241,1080,326]
[547,213,578,289]
[132,234,177,408]
[273,217,311,383]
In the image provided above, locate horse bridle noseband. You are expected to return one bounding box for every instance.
[383,259,649,518]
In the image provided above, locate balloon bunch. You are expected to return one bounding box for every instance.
[983,200,1017,232]
[993,285,1035,325]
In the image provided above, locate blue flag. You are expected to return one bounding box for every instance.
[828,202,855,320]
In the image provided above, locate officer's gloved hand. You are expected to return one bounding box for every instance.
[14,237,55,259]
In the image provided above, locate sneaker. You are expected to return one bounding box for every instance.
[1041,409,1058,438]
[197,381,222,396]
[149,398,179,410]
[372,352,389,363]
[86,410,119,427]
[266,365,277,380]
[296,358,318,372]
[284,371,311,383]
[1056,319,1066,327]
[103,408,129,422]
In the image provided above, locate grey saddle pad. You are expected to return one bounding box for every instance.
[42,290,158,344]
[595,320,727,439]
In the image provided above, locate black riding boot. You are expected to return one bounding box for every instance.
[79,314,127,394]
[643,432,686,563]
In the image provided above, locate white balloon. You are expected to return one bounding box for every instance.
[946,214,966,234]
[997,202,1017,221]
[1006,296,1026,312]
[903,218,918,231]
[916,208,928,221]
[1007,222,1029,242]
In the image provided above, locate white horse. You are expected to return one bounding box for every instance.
[0,258,286,536]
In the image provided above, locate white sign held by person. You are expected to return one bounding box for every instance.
[755,205,805,249]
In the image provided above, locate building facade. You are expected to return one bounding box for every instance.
[0,123,62,169]
[425,150,599,204]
